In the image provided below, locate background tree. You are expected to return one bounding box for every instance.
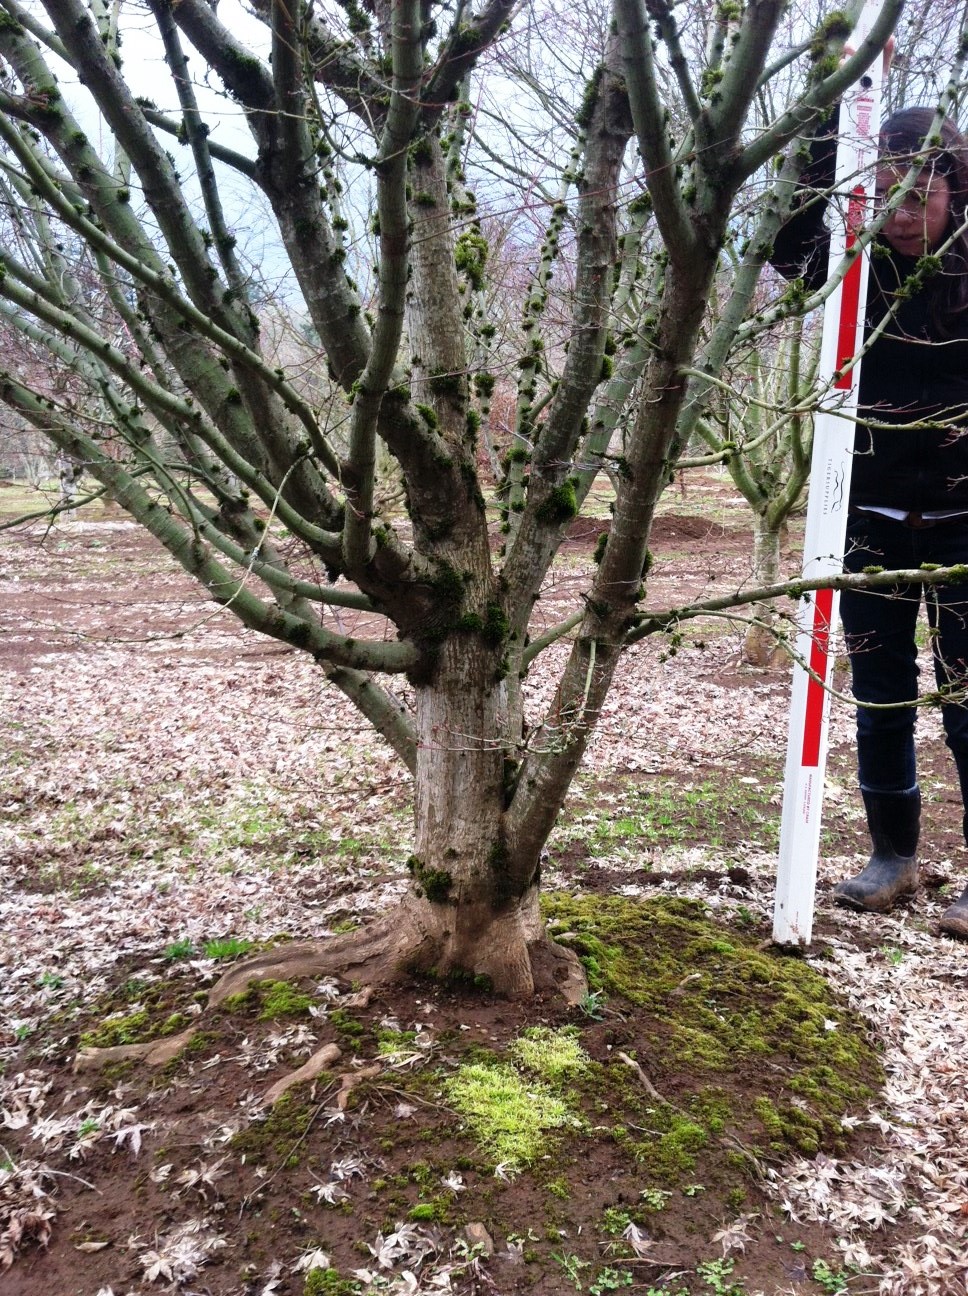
[676,308,818,667]
[0,0,906,998]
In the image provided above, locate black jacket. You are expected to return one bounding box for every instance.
[771,130,968,512]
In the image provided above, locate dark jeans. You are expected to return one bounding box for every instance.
[841,511,968,799]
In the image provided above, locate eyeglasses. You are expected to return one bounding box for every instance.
[873,168,951,216]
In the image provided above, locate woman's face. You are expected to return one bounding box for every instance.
[875,162,952,256]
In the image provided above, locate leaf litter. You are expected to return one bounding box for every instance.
[2,496,968,1293]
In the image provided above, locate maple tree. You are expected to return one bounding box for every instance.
[0,0,902,997]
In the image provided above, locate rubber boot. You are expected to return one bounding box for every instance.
[940,884,968,937]
[832,788,920,912]
[939,811,968,938]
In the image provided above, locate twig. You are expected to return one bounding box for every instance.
[616,1050,664,1103]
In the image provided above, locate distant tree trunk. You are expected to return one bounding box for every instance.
[744,514,788,667]
[57,453,83,506]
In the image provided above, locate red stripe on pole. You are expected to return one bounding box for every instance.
[834,188,866,391]
[801,587,835,767]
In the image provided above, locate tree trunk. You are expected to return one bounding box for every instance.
[204,635,587,1009]
[743,514,787,667]
[57,452,83,506]
[404,639,530,994]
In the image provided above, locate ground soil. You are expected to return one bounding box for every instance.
[2,945,869,1296]
[2,474,967,1296]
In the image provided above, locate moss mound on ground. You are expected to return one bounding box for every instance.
[11,893,884,1295]
[543,893,882,1166]
[443,1056,580,1171]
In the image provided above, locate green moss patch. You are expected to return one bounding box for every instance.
[544,894,882,1165]
[75,974,195,1050]
[507,1025,590,1083]
[443,1057,580,1171]
[230,1093,315,1166]
[303,1270,362,1296]
[221,978,315,1020]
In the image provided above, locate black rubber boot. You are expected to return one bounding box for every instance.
[939,811,968,938]
[940,883,968,937]
[832,788,920,913]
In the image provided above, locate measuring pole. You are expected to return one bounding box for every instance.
[773,3,885,946]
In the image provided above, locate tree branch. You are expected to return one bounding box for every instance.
[0,373,418,673]
[343,0,422,571]
[420,0,519,124]
[737,0,904,180]
[627,564,968,643]
[613,0,695,259]
[166,0,372,391]
[647,0,702,125]
[42,0,248,341]
[704,0,787,167]
[0,0,66,61]
[149,0,252,306]
[0,104,343,490]
[502,41,631,613]
[322,666,417,773]
[520,611,584,669]
[137,104,257,179]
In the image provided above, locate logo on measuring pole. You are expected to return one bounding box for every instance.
[854,96,874,137]
[818,461,846,516]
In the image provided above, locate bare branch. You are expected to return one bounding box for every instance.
[613,0,695,259]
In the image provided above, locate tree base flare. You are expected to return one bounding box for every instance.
[743,620,788,669]
[71,898,587,1073]
[206,895,588,1008]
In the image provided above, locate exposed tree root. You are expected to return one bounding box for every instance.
[334,1063,382,1111]
[263,1055,382,1110]
[263,1042,342,1106]
[73,1028,198,1074]
[616,1049,664,1103]
[71,900,588,1074]
[207,914,406,1009]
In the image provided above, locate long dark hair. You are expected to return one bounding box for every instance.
[878,107,968,331]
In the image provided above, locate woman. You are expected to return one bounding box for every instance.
[772,104,968,936]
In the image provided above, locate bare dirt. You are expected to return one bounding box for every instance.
[1,941,872,1296]
[3,475,968,1296]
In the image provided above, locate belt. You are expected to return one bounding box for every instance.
[904,512,941,529]
[852,509,968,530]
[901,512,968,529]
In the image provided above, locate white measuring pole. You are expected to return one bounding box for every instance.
[773,3,885,946]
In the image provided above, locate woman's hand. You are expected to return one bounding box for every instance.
[843,34,895,80]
